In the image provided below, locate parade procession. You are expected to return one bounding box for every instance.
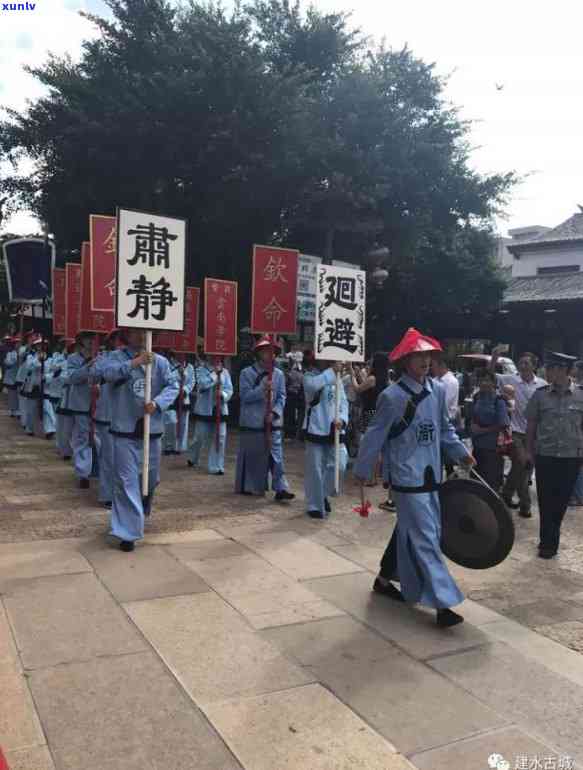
[3,1,583,768]
[1,207,521,629]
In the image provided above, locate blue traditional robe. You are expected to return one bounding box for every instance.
[354,374,468,609]
[188,365,233,473]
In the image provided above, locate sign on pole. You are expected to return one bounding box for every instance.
[297,254,321,324]
[65,263,82,341]
[204,279,238,357]
[315,264,366,494]
[116,208,187,497]
[251,245,299,335]
[175,287,200,354]
[52,268,66,336]
[90,215,116,312]
[315,264,366,363]
[79,242,114,334]
[115,208,187,331]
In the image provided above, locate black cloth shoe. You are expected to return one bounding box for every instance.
[538,547,556,559]
[213,470,225,476]
[79,478,90,489]
[101,501,112,509]
[275,491,295,502]
[436,608,464,628]
[324,498,331,513]
[519,509,532,518]
[307,510,327,519]
[187,460,195,468]
[120,540,135,552]
[142,496,151,518]
[502,496,519,510]
[163,450,173,456]
[63,455,71,461]
[45,432,55,440]
[373,577,405,602]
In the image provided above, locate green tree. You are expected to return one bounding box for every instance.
[0,0,516,335]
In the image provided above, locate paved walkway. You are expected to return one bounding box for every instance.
[1,398,582,769]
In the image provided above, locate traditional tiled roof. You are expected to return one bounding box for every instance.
[504,272,583,305]
[508,212,583,254]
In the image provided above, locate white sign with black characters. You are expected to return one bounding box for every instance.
[116,208,187,331]
[315,264,366,362]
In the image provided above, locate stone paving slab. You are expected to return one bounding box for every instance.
[264,615,506,755]
[82,542,210,602]
[430,642,583,763]
[305,572,492,661]
[0,542,92,591]
[4,572,147,669]
[535,620,583,654]
[142,529,224,545]
[28,651,242,770]
[481,618,583,688]
[125,592,314,705]
[410,726,561,770]
[204,683,414,770]
[0,657,46,753]
[231,530,365,581]
[5,746,56,770]
[168,539,253,562]
[0,601,17,662]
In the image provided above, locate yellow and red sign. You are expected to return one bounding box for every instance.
[65,263,82,340]
[52,268,66,336]
[251,245,298,335]
[204,279,237,357]
[89,214,116,312]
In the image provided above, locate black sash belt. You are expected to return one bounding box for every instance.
[392,466,441,494]
[239,425,282,433]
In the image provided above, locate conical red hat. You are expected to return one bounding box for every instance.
[389,327,443,362]
[255,335,282,353]
[29,334,43,346]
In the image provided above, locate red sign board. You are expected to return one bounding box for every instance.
[153,287,200,352]
[52,268,66,336]
[204,279,238,357]
[65,263,82,340]
[251,245,298,335]
[89,214,116,312]
[152,331,177,349]
[175,287,200,354]
[79,242,115,334]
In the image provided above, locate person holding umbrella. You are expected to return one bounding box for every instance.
[354,328,476,628]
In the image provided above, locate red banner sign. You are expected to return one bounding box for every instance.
[175,287,200,354]
[79,242,115,334]
[251,245,298,335]
[65,263,82,341]
[52,268,66,336]
[204,279,238,357]
[153,287,200,353]
[89,214,116,312]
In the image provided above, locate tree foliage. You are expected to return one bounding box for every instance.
[0,0,516,334]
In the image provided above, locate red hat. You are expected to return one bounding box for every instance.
[29,334,43,346]
[11,334,22,344]
[389,327,443,363]
[254,335,282,353]
[24,330,36,339]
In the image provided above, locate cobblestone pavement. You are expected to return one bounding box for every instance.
[2,396,583,769]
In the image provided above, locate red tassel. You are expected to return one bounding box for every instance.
[0,747,10,770]
[353,501,372,518]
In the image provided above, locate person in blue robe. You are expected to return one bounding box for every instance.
[163,352,195,455]
[21,337,43,436]
[51,341,74,460]
[15,335,34,429]
[45,341,67,446]
[235,336,294,500]
[3,338,21,417]
[354,328,476,628]
[65,332,95,488]
[303,360,348,518]
[102,329,178,552]
[187,356,233,474]
[23,336,56,438]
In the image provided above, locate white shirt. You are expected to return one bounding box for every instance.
[498,373,547,434]
[438,370,460,421]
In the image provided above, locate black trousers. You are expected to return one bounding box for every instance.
[380,526,398,580]
[473,448,503,492]
[535,455,581,553]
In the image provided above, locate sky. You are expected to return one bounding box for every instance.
[1,0,582,237]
